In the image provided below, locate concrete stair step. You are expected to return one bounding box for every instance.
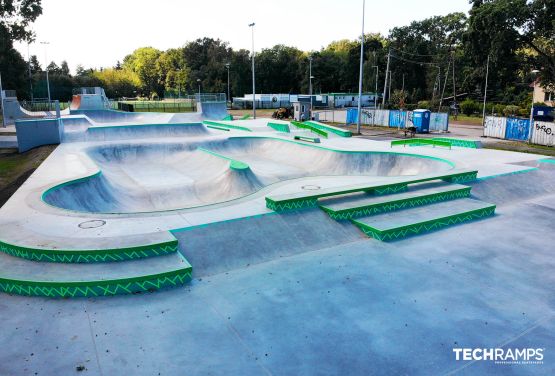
[351,198,496,241]
[319,182,471,220]
[0,251,192,298]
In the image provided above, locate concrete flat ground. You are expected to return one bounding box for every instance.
[0,163,554,376]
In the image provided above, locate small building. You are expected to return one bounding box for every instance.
[327,93,378,108]
[232,93,328,110]
[292,97,312,121]
[532,81,554,106]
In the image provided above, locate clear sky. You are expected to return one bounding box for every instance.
[14,0,472,73]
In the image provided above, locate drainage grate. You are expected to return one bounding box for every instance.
[78,220,106,229]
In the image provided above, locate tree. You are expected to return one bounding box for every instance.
[93,68,140,98]
[0,0,42,42]
[256,45,303,93]
[60,60,70,76]
[123,47,162,96]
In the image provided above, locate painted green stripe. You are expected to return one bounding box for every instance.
[0,266,192,298]
[0,238,178,263]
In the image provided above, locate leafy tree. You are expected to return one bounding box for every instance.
[93,68,140,98]
[0,0,42,42]
[123,47,162,96]
[60,60,70,76]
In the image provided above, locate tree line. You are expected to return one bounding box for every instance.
[1,0,554,111]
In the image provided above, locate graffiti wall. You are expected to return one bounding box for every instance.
[531,121,555,146]
[484,117,507,139]
[505,118,530,141]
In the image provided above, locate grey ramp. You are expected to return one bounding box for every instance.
[173,208,365,277]
[43,138,453,213]
[197,101,228,120]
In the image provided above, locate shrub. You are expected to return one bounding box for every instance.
[503,105,520,116]
[417,100,430,109]
[518,108,530,117]
[460,99,479,116]
[494,104,505,116]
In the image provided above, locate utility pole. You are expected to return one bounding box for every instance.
[452,52,457,119]
[401,73,405,93]
[373,65,378,109]
[309,55,313,118]
[382,49,391,108]
[481,55,490,132]
[356,0,365,134]
[249,22,256,119]
[439,59,450,113]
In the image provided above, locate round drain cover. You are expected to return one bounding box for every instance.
[78,220,106,229]
[302,185,321,191]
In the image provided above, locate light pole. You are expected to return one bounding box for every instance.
[27,42,34,102]
[309,55,313,118]
[372,65,378,108]
[197,78,201,96]
[356,0,365,134]
[249,22,256,119]
[0,72,6,127]
[40,41,51,104]
[481,55,490,131]
[225,62,231,107]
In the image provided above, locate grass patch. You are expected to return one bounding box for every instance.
[483,141,555,156]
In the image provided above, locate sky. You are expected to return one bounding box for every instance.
[14,0,472,74]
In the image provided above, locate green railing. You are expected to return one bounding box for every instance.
[117,100,195,113]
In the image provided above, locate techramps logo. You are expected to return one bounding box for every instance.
[453,348,544,365]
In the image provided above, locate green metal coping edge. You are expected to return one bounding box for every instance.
[305,121,352,137]
[197,147,250,170]
[0,238,179,263]
[351,205,496,241]
[290,121,329,138]
[267,122,290,133]
[222,115,234,121]
[538,158,555,164]
[203,120,252,132]
[240,114,251,120]
[265,171,477,212]
[320,187,471,220]
[432,137,480,149]
[391,139,452,149]
[0,264,192,298]
[294,135,320,143]
[207,124,230,131]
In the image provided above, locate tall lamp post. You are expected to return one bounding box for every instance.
[225,62,231,107]
[356,0,365,134]
[249,22,256,119]
[481,55,490,132]
[197,78,201,98]
[40,41,51,104]
[309,56,313,118]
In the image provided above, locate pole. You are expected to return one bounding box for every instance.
[481,55,490,133]
[27,43,33,102]
[439,59,450,113]
[249,23,256,119]
[0,72,6,127]
[452,52,457,119]
[41,42,51,104]
[226,64,231,107]
[356,0,365,134]
[309,56,313,118]
[382,50,390,109]
[401,73,405,93]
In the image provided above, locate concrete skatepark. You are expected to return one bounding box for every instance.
[1,89,554,375]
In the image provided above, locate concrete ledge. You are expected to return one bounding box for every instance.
[15,118,62,152]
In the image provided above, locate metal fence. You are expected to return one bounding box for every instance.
[484,115,555,146]
[117,100,195,113]
[20,100,70,112]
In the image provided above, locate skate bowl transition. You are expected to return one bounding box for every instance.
[43,137,454,213]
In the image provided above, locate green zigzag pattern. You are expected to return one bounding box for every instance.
[322,189,471,220]
[353,206,495,241]
[266,198,318,212]
[0,242,178,263]
[373,184,407,195]
[432,138,479,148]
[0,270,192,298]
[444,172,478,183]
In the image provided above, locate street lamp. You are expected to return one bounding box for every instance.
[372,65,378,109]
[309,55,313,118]
[356,0,365,134]
[40,41,51,104]
[249,22,256,119]
[197,78,201,97]
[225,62,231,107]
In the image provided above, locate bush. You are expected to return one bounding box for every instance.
[494,104,505,116]
[417,100,430,109]
[518,108,530,117]
[503,105,520,116]
[460,99,479,116]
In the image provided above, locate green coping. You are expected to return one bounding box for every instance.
[197,147,250,170]
[290,121,329,138]
[431,137,480,148]
[265,170,477,212]
[203,120,252,132]
[391,139,452,149]
[267,122,291,133]
[294,135,320,143]
[207,124,231,131]
[320,187,471,220]
[352,205,496,241]
[305,121,352,137]
[222,114,234,121]
[0,238,179,263]
[538,158,555,164]
[0,265,192,298]
[240,114,251,120]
